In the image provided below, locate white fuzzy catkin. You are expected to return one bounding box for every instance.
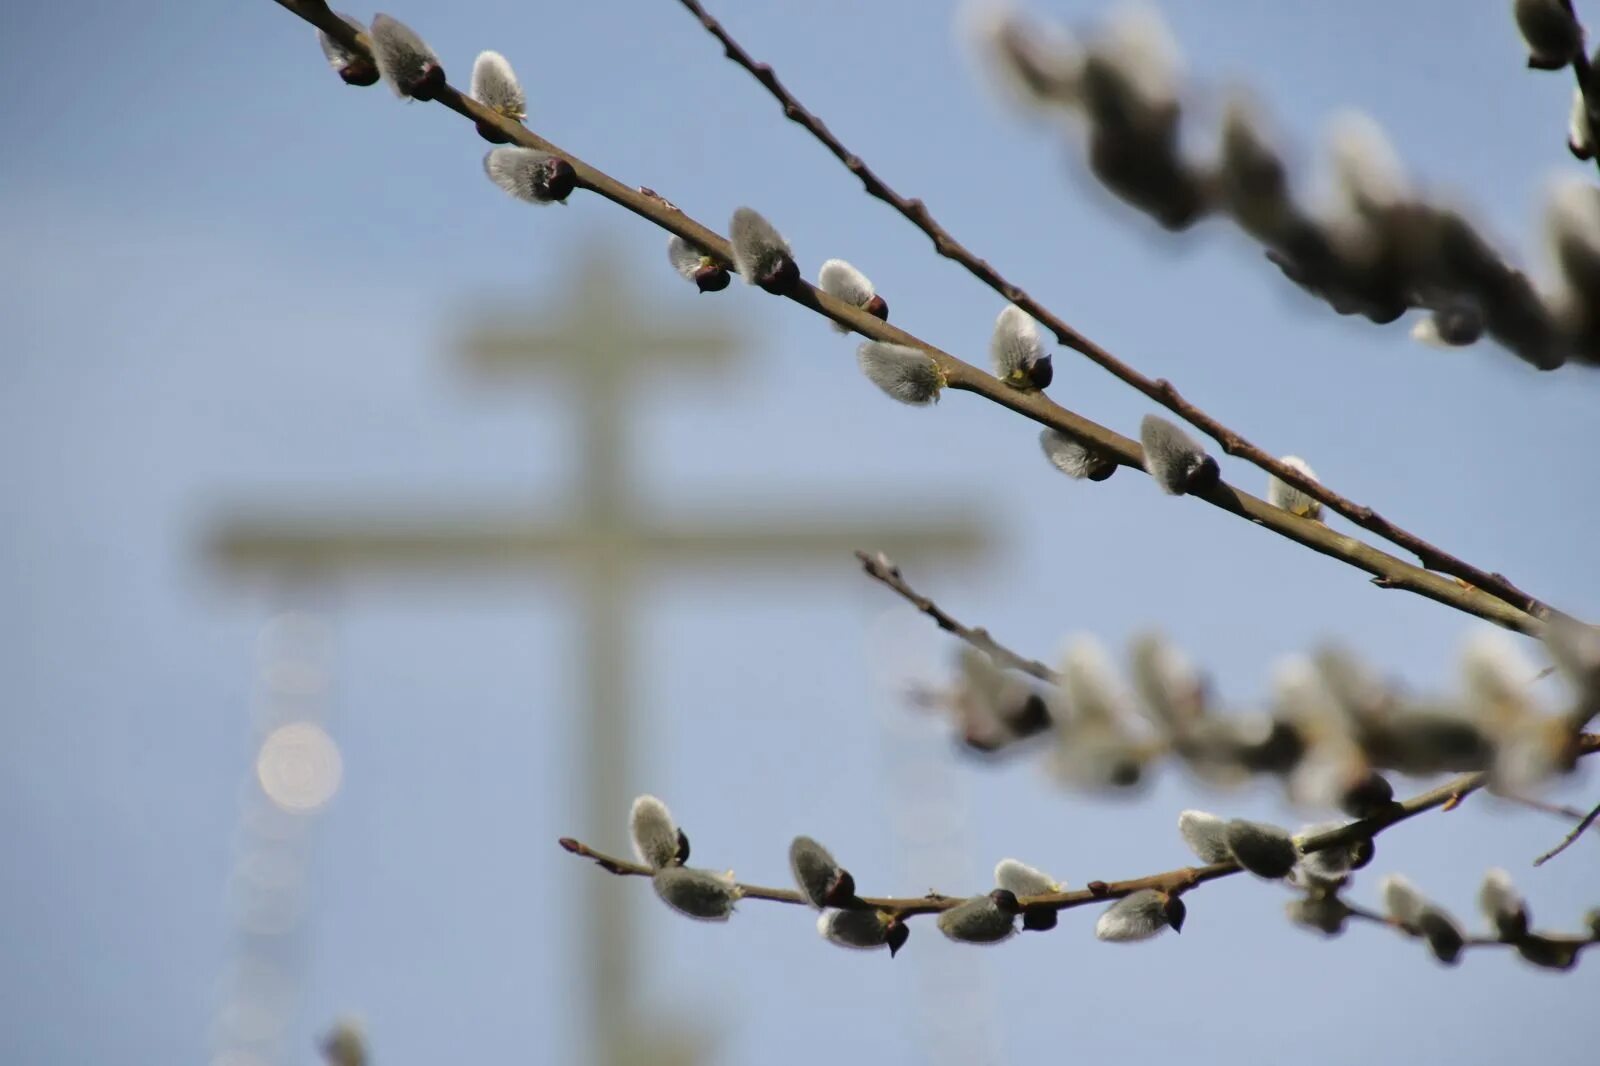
[1095,5,1181,108]
[1286,895,1351,936]
[1094,889,1177,942]
[483,147,570,204]
[1478,867,1528,940]
[1138,414,1215,495]
[818,259,877,332]
[318,14,369,70]
[1460,629,1536,719]
[1130,632,1199,728]
[629,794,680,869]
[1290,822,1359,885]
[1546,178,1600,297]
[970,3,1084,111]
[1380,874,1426,926]
[1569,90,1595,160]
[1225,819,1298,879]
[1514,0,1583,69]
[1265,455,1323,520]
[651,866,739,921]
[470,50,526,119]
[369,14,442,99]
[856,342,943,405]
[990,304,1046,383]
[994,858,1060,896]
[1328,111,1407,210]
[1177,810,1232,864]
[789,836,846,909]
[728,207,794,287]
[1038,430,1112,480]
[936,894,1019,944]
[1060,635,1129,723]
[668,235,709,280]
[817,908,892,949]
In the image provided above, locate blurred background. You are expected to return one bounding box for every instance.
[2,2,1598,1065]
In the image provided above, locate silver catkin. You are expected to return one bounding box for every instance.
[991,304,1046,384]
[369,14,443,99]
[856,342,943,405]
[1095,888,1183,941]
[1139,414,1217,495]
[936,892,1020,945]
[994,858,1060,896]
[1265,455,1323,519]
[628,794,680,870]
[470,50,526,120]
[1177,810,1233,864]
[1038,429,1114,480]
[483,147,573,204]
[818,259,878,332]
[651,866,739,921]
[728,207,797,290]
[789,836,847,909]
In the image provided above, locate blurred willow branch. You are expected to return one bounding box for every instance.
[672,0,1567,626]
[268,1,1551,637]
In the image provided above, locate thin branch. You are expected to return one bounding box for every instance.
[1532,796,1600,866]
[672,0,1566,626]
[559,737,1599,922]
[854,550,1056,682]
[268,1,1544,636]
[1487,789,1599,825]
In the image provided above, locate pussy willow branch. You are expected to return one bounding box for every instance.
[855,550,1057,682]
[560,736,1599,920]
[272,1,1542,636]
[673,0,1565,626]
[1532,795,1600,865]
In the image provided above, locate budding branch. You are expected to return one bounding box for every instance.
[269,0,1550,638]
[559,735,1599,921]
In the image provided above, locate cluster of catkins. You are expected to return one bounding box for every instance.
[317,14,577,203]
[973,2,1600,369]
[626,793,1184,955]
[928,626,1587,810]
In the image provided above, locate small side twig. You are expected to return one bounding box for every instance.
[855,550,1056,682]
[1532,796,1600,866]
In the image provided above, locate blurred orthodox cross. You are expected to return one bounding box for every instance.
[206,244,988,1066]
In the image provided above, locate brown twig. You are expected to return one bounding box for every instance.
[672,0,1565,626]
[1532,796,1600,866]
[560,737,1599,922]
[855,550,1056,682]
[267,1,1544,636]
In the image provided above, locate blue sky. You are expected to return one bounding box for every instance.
[3,2,1598,1065]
